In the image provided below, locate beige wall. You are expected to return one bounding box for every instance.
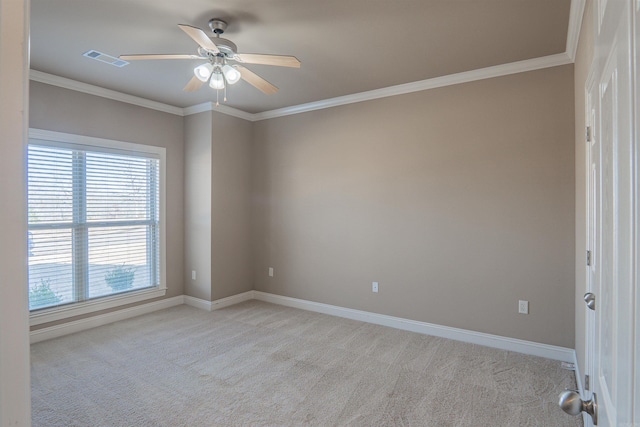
[29,81,185,326]
[573,1,594,375]
[0,0,31,421]
[211,112,253,300]
[252,65,575,347]
[184,110,253,301]
[184,112,213,301]
[28,62,577,349]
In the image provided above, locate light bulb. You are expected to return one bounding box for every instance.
[209,70,225,90]
[221,64,241,85]
[194,63,213,82]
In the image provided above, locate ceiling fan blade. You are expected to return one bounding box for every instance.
[119,54,205,61]
[178,24,219,53]
[183,75,205,92]
[236,65,278,94]
[234,53,300,68]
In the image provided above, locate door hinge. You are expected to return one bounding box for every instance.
[586,126,592,142]
[585,374,590,391]
[587,250,592,266]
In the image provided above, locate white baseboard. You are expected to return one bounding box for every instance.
[30,296,184,344]
[183,295,214,311]
[184,291,254,312]
[252,291,575,362]
[30,290,576,364]
[31,292,254,344]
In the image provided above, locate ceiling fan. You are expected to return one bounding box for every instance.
[119,18,300,103]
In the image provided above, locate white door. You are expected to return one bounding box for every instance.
[584,0,636,426]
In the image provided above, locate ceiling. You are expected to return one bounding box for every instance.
[30,0,572,114]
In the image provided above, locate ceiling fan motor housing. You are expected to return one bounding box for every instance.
[207,19,237,56]
[213,38,237,57]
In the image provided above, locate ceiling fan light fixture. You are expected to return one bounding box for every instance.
[122,18,297,97]
[194,63,213,82]
[209,69,225,89]
[221,64,241,84]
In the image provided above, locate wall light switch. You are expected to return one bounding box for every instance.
[268,267,274,277]
[191,270,196,280]
[372,282,379,293]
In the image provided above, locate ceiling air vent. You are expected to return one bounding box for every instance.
[82,50,129,67]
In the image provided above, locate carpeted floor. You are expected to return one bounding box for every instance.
[31,300,582,426]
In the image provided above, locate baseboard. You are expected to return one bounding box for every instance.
[30,296,184,344]
[183,291,255,312]
[252,291,575,362]
[183,295,214,311]
[31,290,576,364]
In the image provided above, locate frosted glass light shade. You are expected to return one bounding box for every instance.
[209,70,225,89]
[194,63,213,82]
[222,64,241,84]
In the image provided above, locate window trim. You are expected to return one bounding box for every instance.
[28,129,167,326]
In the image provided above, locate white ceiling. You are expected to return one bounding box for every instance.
[30,0,573,114]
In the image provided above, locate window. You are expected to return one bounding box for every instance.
[28,130,166,325]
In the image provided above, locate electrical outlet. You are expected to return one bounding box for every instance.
[519,300,529,314]
[372,282,379,293]
[268,267,274,277]
[191,270,196,280]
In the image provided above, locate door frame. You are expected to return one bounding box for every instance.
[632,1,639,424]
[583,65,598,427]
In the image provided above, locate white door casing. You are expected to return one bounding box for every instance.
[634,0,640,424]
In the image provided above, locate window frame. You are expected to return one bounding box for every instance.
[28,129,167,326]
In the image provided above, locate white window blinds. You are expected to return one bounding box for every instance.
[28,142,160,311]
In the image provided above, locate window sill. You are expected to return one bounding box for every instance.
[29,287,167,326]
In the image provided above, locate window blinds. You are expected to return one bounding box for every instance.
[28,143,160,311]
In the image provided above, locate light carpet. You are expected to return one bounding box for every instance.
[31,300,582,426]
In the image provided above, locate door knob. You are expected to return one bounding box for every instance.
[584,292,596,310]
[559,390,597,425]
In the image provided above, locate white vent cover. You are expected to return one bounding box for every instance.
[82,50,128,67]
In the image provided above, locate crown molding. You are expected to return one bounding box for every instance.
[183,101,254,121]
[252,53,572,121]
[31,53,575,123]
[29,70,184,116]
[30,70,255,121]
[182,102,215,116]
[565,0,586,61]
[32,0,583,122]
